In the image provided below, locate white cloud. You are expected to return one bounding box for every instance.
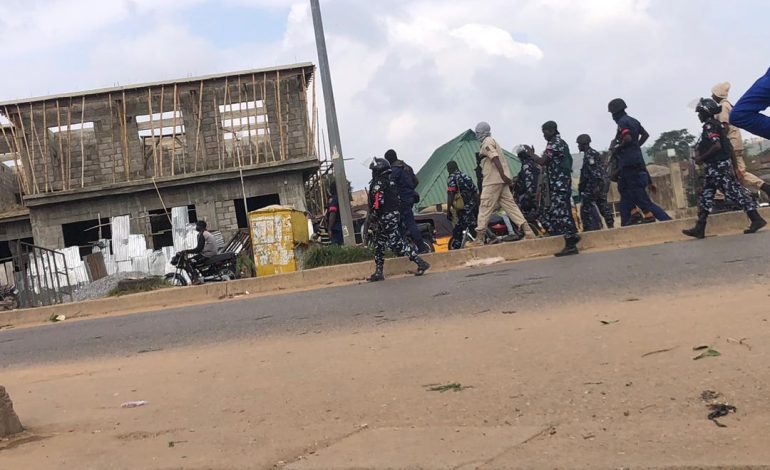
[450,24,543,62]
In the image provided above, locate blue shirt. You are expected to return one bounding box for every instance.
[614,115,647,169]
[389,162,417,207]
[731,67,770,139]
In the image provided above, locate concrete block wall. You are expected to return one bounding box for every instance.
[3,66,313,196]
[0,166,18,211]
[29,170,308,250]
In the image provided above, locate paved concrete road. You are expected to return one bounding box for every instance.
[2,232,768,367]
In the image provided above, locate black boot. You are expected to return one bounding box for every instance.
[762,183,770,199]
[682,218,707,239]
[554,236,579,257]
[414,257,430,276]
[367,266,384,282]
[745,210,767,234]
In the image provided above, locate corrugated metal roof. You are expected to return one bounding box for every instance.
[415,130,521,210]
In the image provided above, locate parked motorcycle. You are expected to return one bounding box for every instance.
[165,251,238,286]
[450,213,524,249]
[0,284,20,310]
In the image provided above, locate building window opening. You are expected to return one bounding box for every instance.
[234,194,280,229]
[62,218,113,259]
[149,205,197,249]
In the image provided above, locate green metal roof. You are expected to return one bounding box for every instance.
[415,130,521,210]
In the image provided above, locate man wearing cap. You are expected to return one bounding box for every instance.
[731,67,770,140]
[469,122,535,246]
[577,134,614,231]
[525,121,580,256]
[608,98,656,224]
[712,81,770,200]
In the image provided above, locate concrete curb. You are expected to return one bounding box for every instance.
[2,207,767,328]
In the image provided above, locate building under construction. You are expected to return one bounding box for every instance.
[0,62,318,256]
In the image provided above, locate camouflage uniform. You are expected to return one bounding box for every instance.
[578,148,614,231]
[447,169,479,249]
[514,158,541,225]
[368,174,422,272]
[541,134,579,240]
[698,118,756,216]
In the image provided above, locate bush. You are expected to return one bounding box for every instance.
[304,244,383,269]
[107,277,171,297]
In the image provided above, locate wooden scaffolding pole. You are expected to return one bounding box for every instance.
[55,100,65,188]
[251,74,260,164]
[80,96,86,188]
[300,71,311,159]
[158,85,164,176]
[42,101,49,192]
[243,78,254,166]
[121,90,130,181]
[236,76,245,167]
[0,117,27,194]
[66,99,73,190]
[171,83,178,176]
[147,88,157,177]
[15,104,38,194]
[223,77,233,168]
[29,104,47,192]
[213,91,223,170]
[275,71,285,161]
[194,80,204,172]
[262,75,276,162]
[108,94,116,184]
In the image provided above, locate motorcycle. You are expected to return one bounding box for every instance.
[165,251,238,286]
[361,216,436,254]
[450,213,523,249]
[0,284,20,311]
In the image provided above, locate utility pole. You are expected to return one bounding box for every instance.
[310,0,356,246]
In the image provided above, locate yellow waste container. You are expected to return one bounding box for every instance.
[248,205,309,276]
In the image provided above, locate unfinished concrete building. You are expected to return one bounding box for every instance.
[0,63,317,255]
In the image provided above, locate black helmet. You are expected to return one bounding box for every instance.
[576,134,591,145]
[369,157,391,176]
[695,97,722,116]
[608,98,627,114]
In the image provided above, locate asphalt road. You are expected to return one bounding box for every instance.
[2,232,769,368]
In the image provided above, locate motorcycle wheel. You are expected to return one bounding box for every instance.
[220,269,236,281]
[418,240,435,253]
[164,273,188,286]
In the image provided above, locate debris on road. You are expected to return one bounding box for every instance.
[120,400,148,409]
[641,346,677,358]
[693,345,709,351]
[464,257,505,268]
[423,383,472,393]
[707,403,736,427]
[701,390,721,402]
[600,320,619,325]
[693,348,721,360]
[49,314,66,322]
[726,337,752,350]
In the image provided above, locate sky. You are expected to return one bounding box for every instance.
[0,0,768,189]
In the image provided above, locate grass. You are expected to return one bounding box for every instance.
[304,244,391,269]
[107,277,171,297]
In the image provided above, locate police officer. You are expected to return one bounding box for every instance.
[513,145,544,232]
[682,98,767,239]
[367,157,430,281]
[325,184,343,245]
[446,160,478,249]
[608,98,656,224]
[384,149,424,250]
[731,66,770,140]
[525,121,580,256]
[470,122,535,246]
[577,134,614,231]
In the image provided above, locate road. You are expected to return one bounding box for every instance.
[2,232,769,367]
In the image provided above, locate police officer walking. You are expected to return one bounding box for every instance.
[577,134,614,231]
[513,145,545,234]
[525,121,581,256]
[384,149,424,251]
[608,98,657,224]
[366,157,430,282]
[682,98,766,239]
[469,122,535,246]
[446,160,479,249]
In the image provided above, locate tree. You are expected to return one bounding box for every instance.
[649,129,696,164]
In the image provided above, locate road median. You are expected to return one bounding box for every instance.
[3,207,768,328]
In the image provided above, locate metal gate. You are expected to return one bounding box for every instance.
[0,241,73,308]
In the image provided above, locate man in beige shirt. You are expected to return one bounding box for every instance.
[712,81,770,199]
[468,122,535,246]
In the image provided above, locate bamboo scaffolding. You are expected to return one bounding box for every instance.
[275,71,285,161]
[29,104,46,192]
[55,100,65,188]
[262,75,276,162]
[236,76,245,167]
[0,118,27,194]
[312,73,318,158]
[80,96,86,188]
[121,90,130,181]
[159,85,164,176]
[223,77,233,168]
[213,91,223,170]
[194,80,204,172]
[171,83,178,176]
[42,101,49,192]
[300,71,311,159]
[147,88,157,177]
[66,99,72,190]
[108,94,116,184]
[15,104,37,194]
[251,74,261,164]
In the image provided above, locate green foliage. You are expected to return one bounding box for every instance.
[649,129,696,164]
[108,277,170,297]
[236,251,255,278]
[304,244,380,269]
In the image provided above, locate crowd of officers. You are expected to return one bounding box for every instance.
[360,73,770,280]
